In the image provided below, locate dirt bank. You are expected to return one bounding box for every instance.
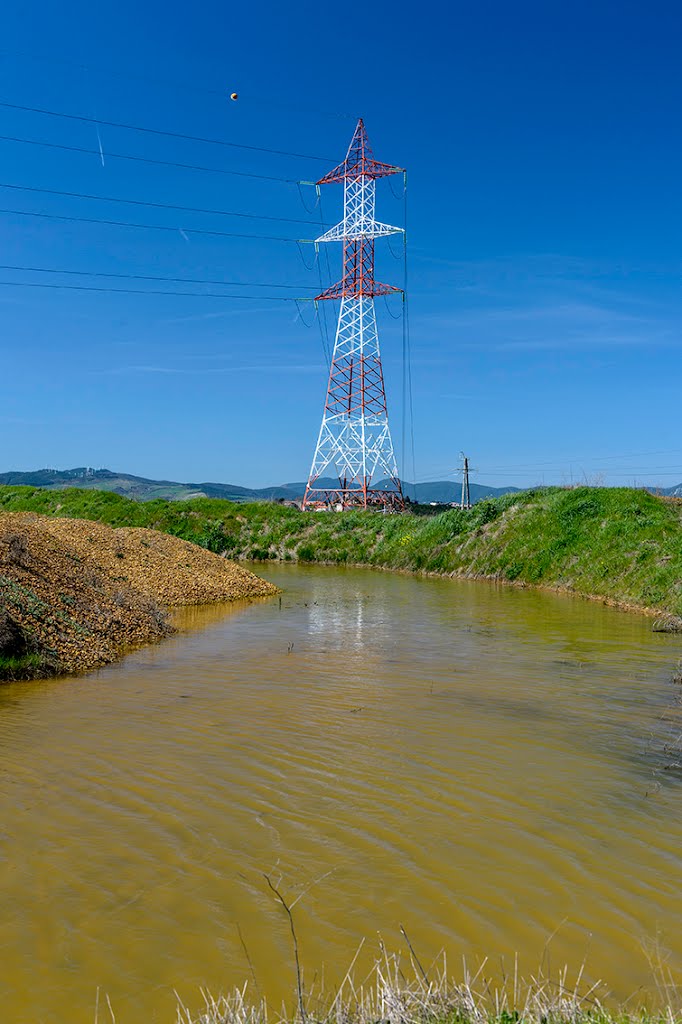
[0,512,277,680]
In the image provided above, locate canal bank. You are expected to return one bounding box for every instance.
[1,484,681,625]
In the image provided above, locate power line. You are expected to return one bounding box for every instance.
[410,447,682,483]
[470,448,682,472]
[402,174,416,488]
[0,263,318,290]
[0,181,322,225]
[0,133,299,184]
[0,100,334,163]
[0,48,356,119]
[315,193,333,366]
[0,206,313,243]
[0,279,312,300]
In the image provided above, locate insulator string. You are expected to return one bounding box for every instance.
[296,181,321,213]
[296,239,319,271]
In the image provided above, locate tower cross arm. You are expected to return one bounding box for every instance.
[316,221,403,243]
[317,160,403,185]
[314,280,402,301]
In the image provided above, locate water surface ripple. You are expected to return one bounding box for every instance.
[1,565,681,1022]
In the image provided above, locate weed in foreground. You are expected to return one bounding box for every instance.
[175,946,682,1024]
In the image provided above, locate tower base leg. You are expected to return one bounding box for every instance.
[302,488,405,512]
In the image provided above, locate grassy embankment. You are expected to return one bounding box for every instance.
[1,484,681,619]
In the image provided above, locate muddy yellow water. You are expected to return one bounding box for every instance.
[2,565,682,1022]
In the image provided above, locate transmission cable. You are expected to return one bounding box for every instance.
[0,263,318,290]
[315,192,335,367]
[401,291,408,489]
[0,181,323,225]
[383,293,403,319]
[0,206,312,242]
[0,279,313,300]
[0,100,334,162]
[402,173,417,489]
[388,173,408,200]
[294,299,317,328]
[387,232,405,260]
[0,133,299,184]
[0,49,356,119]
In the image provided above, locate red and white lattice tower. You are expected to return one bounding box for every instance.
[302,119,405,511]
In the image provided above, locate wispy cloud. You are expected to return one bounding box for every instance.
[0,416,49,425]
[414,297,680,351]
[426,301,646,327]
[411,252,681,321]
[91,362,324,377]
[159,306,284,325]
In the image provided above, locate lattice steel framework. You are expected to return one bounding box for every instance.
[302,119,405,511]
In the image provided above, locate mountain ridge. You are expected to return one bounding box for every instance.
[1,467,680,504]
[0,467,520,504]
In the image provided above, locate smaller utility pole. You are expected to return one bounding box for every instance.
[460,452,471,509]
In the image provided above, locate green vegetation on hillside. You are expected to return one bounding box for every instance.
[2,484,681,616]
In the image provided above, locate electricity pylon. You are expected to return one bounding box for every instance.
[302,119,404,511]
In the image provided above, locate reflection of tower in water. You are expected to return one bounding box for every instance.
[303,577,407,656]
[302,119,405,511]
[308,589,368,653]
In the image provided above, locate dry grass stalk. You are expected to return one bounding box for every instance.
[178,946,682,1024]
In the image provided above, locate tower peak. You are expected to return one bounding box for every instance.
[317,118,403,185]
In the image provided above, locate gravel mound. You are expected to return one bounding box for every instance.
[32,516,278,605]
[0,512,277,679]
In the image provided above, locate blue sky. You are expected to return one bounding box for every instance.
[2,0,682,488]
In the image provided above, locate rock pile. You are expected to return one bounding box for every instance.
[0,512,277,679]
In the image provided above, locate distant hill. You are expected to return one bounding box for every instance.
[0,467,525,504]
[397,480,522,504]
[0,468,254,502]
[4,467,679,504]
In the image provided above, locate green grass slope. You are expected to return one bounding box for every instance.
[1,485,681,616]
